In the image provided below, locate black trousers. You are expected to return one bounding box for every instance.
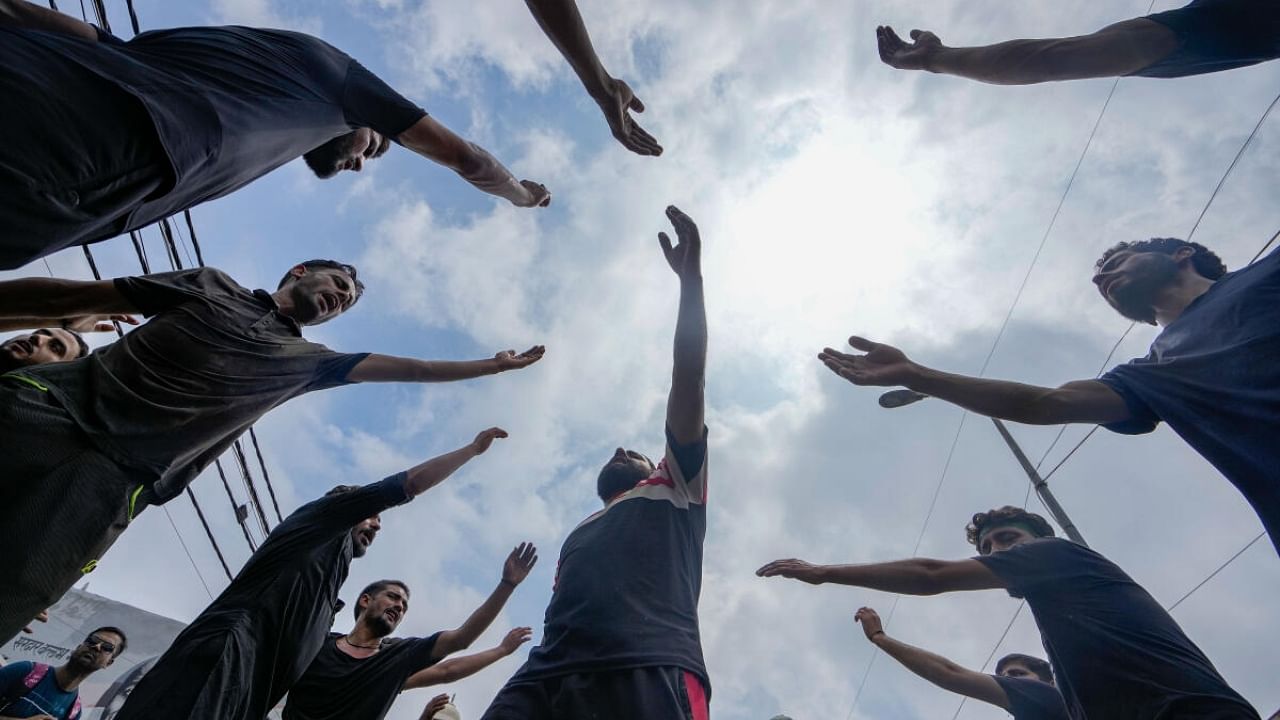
[481,667,709,720]
[0,377,145,643]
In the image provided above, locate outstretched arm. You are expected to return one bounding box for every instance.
[404,627,532,689]
[403,428,508,498]
[398,116,551,207]
[875,19,1177,85]
[818,337,1131,425]
[660,206,706,444]
[0,314,139,333]
[0,278,140,322]
[523,0,661,156]
[346,346,545,384]
[854,608,1010,709]
[431,543,538,659]
[756,557,1004,596]
[0,0,98,40]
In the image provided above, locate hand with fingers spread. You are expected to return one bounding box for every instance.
[854,606,886,642]
[499,626,534,655]
[418,693,451,720]
[494,345,546,371]
[819,336,918,387]
[659,205,701,281]
[63,314,140,333]
[502,542,539,586]
[755,558,828,585]
[877,25,943,71]
[596,77,663,156]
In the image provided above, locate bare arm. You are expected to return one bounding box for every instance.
[756,557,1004,596]
[430,544,538,659]
[819,337,1132,425]
[875,19,1177,85]
[0,314,139,333]
[0,0,97,40]
[855,607,1009,709]
[403,627,532,689]
[0,278,140,321]
[403,428,507,498]
[397,116,550,207]
[346,346,544,384]
[523,0,661,156]
[660,206,706,444]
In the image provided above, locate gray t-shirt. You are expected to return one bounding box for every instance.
[22,267,367,503]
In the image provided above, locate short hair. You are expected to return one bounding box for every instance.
[68,329,89,359]
[354,579,410,621]
[276,260,365,307]
[90,626,128,657]
[324,484,361,498]
[965,506,1055,551]
[996,653,1054,683]
[1095,238,1226,280]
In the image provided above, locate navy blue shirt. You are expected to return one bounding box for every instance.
[511,427,710,691]
[1135,0,1280,78]
[992,675,1068,720]
[1099,245,1280,554]
[976,539,1257,720]
[0,662,79,720]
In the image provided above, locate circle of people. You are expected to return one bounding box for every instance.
[1,1,1277,719]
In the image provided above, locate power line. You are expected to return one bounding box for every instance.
[1166,531,1267,613]
[950,601,1026,720]
[163,506,218,598]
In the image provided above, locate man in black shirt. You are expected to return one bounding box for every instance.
[284,545,538,720]
[113,427,510,720]
[853,607,1066,719]
[758,506,1259,719]
[0,263,544,643]
[0,0,551,270]
[481,207,710,720]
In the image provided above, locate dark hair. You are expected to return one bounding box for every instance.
[1095,238,1226,280]
[965,506,1055,551]
[276,260,365,307]
[90,626,128,657]
[354,579,410,621]
[303,133,355,179]
[68,329,90,359]
[324,484,361,498]
[996,653,1053,683]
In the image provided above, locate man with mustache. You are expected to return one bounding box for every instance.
[0,627,126,719]
[820,239,1280,555]
[113,428,510,720]
[0,263,544,644]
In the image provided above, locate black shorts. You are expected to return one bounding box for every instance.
[481,667,709,720]
[1134,0,1280,78]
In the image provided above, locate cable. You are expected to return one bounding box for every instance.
[232,440,272,537]
[949,601,1026,720]
[215,458,260,552]
[1166,531,1267,613]
[249,428,285,523]
[163,505,220,596]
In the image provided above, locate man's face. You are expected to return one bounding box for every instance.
[282,267,358,326]
[69,631,122,673]
[0,328,80,371]
[596,447,655,504]
[304,128,390,179]
[359,585,409,636]
[999,660,1052,686]
[1091,250,1182,323]
[349,514,381,558]
[978,523,1037,555]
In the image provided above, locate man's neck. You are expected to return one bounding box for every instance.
[269,289,298,320]
[1153,272,1216,326]
[339,622,386,658]
[53,663,89,692]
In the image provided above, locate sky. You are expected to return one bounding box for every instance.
[10,0,1280,718]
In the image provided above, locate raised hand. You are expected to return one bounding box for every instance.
[596,77,663,156]
[64,314,140,333]
[819,336,917,387]
[516,179,552,208]
[499,626,534,654]
[502,542,538,585]
[755,558,827,585]
[418,693,451,720]
[876,25,942,71]
[658,205,701,280]
[495,345,546,371]
[470,427,509,456]
[854,607,885,642]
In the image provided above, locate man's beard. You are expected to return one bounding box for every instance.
[367,613,394,637]
[303,133,359,179]
[1108,258,1179,324]
[0,348,23,374]
[597,463,649,501]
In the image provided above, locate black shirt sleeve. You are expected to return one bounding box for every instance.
[1097,366,1161,435]
[286,473,411,537]
[973,538,1081,600]
[113,267,232,317]
[303,349,371,391]
[342,60,427,138]
[665,424,708,484]
[992,675,1069,720]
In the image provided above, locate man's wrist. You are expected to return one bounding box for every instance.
[869,630,887,644]
[499,577,518,589]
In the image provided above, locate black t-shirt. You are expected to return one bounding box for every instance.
[115,475,410,720]
[510,427,710,691]
[976,539,1258,719]
[19,267,367,504]
[1135,0,1280,78]
[6,24,426,236]
[283,632,441,720]
[992,675,1069,720]
[1099,245,1280,555]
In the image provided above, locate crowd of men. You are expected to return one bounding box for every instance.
[1,0,1277,717]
